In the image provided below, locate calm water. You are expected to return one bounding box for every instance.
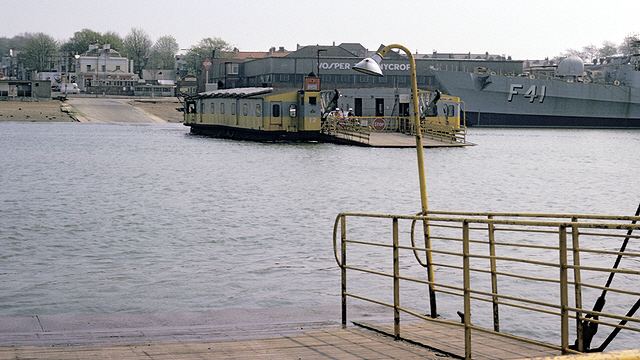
[1,122,639,346]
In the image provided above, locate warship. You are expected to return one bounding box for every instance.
[432,54,640,128]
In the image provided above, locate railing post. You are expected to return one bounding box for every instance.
[488,215,500,332]
[463,221,472,360]
[571,217,584,352]
[393,217,400,340]
[559,225,569,354]
[341,215,347,328]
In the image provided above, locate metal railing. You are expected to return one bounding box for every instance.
[321,116,466,145]
[332,211,640,359]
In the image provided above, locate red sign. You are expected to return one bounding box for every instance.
[372,118,385,130]
[202,60,212,69]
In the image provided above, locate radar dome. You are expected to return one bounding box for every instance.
[556,56,584,77]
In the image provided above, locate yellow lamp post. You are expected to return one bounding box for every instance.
[354,44,437,318]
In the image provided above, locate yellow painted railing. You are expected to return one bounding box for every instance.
[321,116,466,144]
[333,211,640,359]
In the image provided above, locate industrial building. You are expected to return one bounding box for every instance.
[205,43,523,91]
[0,80,51,100]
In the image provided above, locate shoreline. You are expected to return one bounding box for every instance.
[0,97,183,123]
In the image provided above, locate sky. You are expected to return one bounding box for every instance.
[1,0,638,60]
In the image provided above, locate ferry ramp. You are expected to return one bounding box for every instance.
[322,115,471,148]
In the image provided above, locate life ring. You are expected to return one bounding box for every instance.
[613,80,621,86]
[529,74,536,79]
[490,71,497,75]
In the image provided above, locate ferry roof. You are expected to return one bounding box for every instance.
[196,87,273,99]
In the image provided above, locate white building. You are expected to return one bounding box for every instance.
[75,44,139,94]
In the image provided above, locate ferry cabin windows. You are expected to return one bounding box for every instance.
[210,102,215,114]
[308,97,317,106]
[242,103,249,116]
[221,103,225,114]
[272,104,281,118]
[255,103,262,116]
[231,103,236,116]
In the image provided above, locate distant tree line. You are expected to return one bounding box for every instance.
[558,33,640,63]
[0,28,234,78]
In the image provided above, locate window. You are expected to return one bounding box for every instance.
[308,97,317,105]
[272,104,280,117]
[101,65,106,72]
[210,102,215,114]
[255,103,262,116]
[115,65,121,71]
[279,74,289,81]
[359,75,369,83]
[242,103,248,116]
[220,103,225,114]
[86,65,92,72]
[226,63,239,75]
[231,103,236,115]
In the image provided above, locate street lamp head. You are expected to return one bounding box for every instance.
[354,53,384,77]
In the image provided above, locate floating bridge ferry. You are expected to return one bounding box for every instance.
[182,77,468,146]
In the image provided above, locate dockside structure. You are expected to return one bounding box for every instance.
[205,43,522,92]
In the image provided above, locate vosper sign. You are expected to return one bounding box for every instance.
[319,62,410,72]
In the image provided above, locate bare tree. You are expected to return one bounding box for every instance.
[598,41,618,58]
[21,33,58,72]
[123,27,152,78]
[581,44,598,63]
[618,33,640,56]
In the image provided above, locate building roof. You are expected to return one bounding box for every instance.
[286,45,358,58]
[196,87,273,98]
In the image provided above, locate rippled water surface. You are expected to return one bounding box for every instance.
[1,122,639,346]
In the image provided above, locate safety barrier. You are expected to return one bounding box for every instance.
[321,115,466,145]
[333,211,640,359]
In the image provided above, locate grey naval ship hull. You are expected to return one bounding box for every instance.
[433,70,640,128]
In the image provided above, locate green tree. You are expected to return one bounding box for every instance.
[148,35,179,69]
[123,27,152,78]
[20,33,58,72]
[185,37,232,76]
[101,31,124,52]
[61,28,102,55]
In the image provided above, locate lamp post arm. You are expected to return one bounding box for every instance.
[378,44,428,215]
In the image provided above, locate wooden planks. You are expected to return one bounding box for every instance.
[356,320,562,360]
[0,326,444,360]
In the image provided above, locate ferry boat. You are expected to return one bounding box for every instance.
[182,76,467,144]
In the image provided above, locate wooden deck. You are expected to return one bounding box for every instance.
[0,325,444,360]
[0,319,571,359]
[330,131,471,148]
[355,320,562,360]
